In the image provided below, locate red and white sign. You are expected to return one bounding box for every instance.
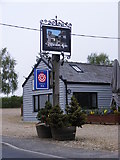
[38,73,46,83]
[34,69,49,90]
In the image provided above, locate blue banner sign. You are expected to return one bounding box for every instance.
[34,69,49,90]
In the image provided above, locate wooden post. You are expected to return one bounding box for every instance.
[118,2,120,64]
[52,54,60,107]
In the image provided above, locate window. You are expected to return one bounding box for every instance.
[34,96,39,111]
[33,94,52,112]
[70,65,83,73]
[73,92,97,109]
[39,95,48,109]
[48,94,52,105]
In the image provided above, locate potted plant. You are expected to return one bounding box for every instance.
[87,106,120,124]
[48,104,74,140]
[101,108,120,124]
[48,96,87,141]
[87,109,101,124]
[36,101,52,138]
[65,96,87,128]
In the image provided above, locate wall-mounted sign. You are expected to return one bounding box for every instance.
[42,26,71,53]
[34,69,49,90]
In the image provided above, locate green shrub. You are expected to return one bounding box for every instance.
[1,96,23,108]
[48,96,87,129]
[48,105,68,128]
[65,96,87,128]
[36,101,52,125]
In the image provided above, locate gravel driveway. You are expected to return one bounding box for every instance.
[1,108,119,152]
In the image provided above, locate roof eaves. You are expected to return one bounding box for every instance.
[22,58,42,87]
[66,81,111,85]
[22,56,52,87]
[41,56,52,69]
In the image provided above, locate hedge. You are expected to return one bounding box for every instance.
[1,96,23,108]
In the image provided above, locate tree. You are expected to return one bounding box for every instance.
[65,96,87,128]
[87,53,113,66]
[0,48,18,96]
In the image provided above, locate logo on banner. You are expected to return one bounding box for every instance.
[38,73,46,82]
[34,69,49,90]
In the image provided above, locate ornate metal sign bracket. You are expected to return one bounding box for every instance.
[40,16,72,28]
[39,16,72,61]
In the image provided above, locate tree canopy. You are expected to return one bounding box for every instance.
[0,48,18,96]
[87,53,113,66]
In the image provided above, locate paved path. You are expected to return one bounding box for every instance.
[2,136,119,159]
[2,142,64,159]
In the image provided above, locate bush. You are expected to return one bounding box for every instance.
[48,96,87,129]
[36,101,52,125]
[1,96,23,108]
[48,105,69,128]
[65,96,87,128]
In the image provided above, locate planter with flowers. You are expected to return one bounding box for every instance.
[87,107,120,124]
[100,109,120,124]
[87,111,101,124]
[36,101,52,138]
[48,96,87,141]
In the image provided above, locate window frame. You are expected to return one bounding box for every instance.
[70,64,83,73]
[33,94,52,112]
[73,92,98,109]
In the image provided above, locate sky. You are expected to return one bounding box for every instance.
[0,0,119,96]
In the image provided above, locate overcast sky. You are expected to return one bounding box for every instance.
[0,0,119,96]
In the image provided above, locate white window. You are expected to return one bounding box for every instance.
[71,65,83,73]
[33,94,52,112]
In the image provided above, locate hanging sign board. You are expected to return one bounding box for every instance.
[42,26,71,53]
[34,69,49,90]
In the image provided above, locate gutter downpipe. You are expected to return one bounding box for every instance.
[59,76,68,106]
[64,79,68,106]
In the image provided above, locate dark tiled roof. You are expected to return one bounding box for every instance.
[22,57,113,87]
[60,61,112,84]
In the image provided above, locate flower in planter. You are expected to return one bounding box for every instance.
[90,111,95,115]
[103,109,108,115]
[114,110,118,114]
[113,110,120,115]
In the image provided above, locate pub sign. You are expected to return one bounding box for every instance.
[42,25,71,53]
[34,69,49,90]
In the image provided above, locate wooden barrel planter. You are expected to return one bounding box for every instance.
[51,126,76,141]
[36,123,52,138]
[87,114,120,124]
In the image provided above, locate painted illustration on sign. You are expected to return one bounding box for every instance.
[42,26,71,53]
[34,69,49,90]
[46,29,68,49]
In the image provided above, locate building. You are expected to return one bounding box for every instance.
[22,56,112,121]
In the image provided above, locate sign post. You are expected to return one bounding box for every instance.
[40,16,72,107]
[52,54,60,106]
[118,2,120,64]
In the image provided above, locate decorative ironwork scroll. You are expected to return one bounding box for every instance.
[40,16,72,29]
[40,16,72,60]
